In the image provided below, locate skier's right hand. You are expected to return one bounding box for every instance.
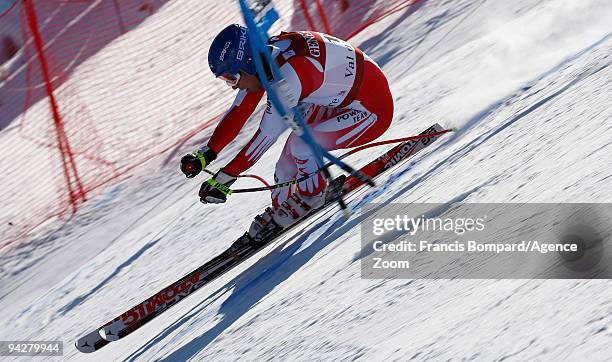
[180,146,217,178]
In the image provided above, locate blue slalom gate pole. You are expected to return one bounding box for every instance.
[237,0,374,195]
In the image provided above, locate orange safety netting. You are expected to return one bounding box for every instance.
[0,0,422,249]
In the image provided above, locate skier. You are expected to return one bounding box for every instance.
[180,24,394,233]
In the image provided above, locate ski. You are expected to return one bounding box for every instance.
[75,123,445,353]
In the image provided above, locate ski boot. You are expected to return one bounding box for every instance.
[227,207,282,258]
[248,207,283,242]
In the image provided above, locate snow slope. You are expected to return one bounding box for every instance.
[1,0,611,360]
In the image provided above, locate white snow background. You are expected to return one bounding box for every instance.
[1,0,611,360]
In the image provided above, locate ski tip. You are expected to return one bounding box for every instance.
[75,330,110,353]
[450,127,460,132]
[75,340,95,354]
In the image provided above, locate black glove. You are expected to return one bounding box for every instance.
[180,146,217,178]
[199,169,237,204]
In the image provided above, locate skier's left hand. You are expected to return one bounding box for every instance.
[199,169,237,204]
[180,146,217,178]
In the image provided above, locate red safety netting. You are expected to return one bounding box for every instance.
[0,0,421,250]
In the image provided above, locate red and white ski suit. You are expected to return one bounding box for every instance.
[207,31,394,206]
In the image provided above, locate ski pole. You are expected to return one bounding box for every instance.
[203,128,455,193]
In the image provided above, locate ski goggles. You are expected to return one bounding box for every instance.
[218,72,241,87]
